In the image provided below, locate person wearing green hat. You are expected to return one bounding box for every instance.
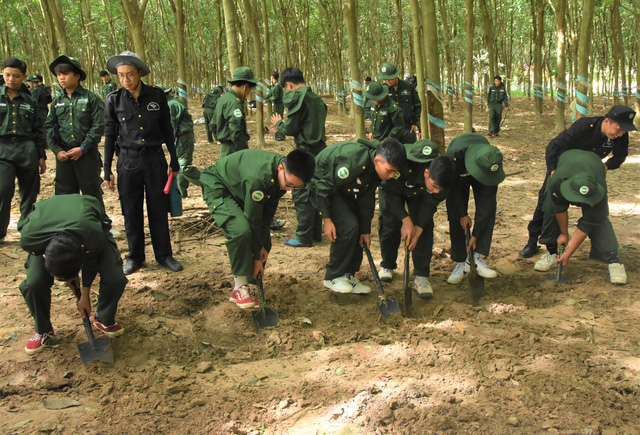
[45,55,105,210]
[99,70,118,99]
[162,86,199,197]
[268,67,327,248]
[202,85,224,142]
[213,66,259,159]
[378,62,421,143]
[0,57,47,242]
[487,75,509,137]
[534,149,625,284]
[378,140,457,298]
[265,71,284,141]
[27,73,52,120]
[364,81,405,142]
[103,51,182,275]
[445,133,506,284]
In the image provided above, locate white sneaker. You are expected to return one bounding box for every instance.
[608,263,627,284]
[323,277,353,293]
[415,276,433,298]
[473,253,497,278]
[447,262,468,284]
[379,268,393,282]
[347,275,372,294]
[534,252,557,272]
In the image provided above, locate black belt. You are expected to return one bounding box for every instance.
[0,136,29,143]
[119,146,163,156]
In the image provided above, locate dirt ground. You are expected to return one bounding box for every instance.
[1,96,640,434]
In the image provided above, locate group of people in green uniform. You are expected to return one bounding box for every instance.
[1,53,636,356]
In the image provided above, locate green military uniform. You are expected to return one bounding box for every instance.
[311,139,382,280]
[364,97,376,122]
[45,84,105,208]
[202,87,223,143]
[487,81,508,135]
[29,81,52,121]
[0,83,46,239]
[378,63,421,144]
[266,81,284,116]
[369,97,405,141]
[213,89,249,158]
[379,140,446,276]
[165,91,198,197]
[19,195,127,334]
[540,149,617,257]
[200,150,286,277]
[276,85,327,244]
[445,133,505,262]
[102,79,117,99]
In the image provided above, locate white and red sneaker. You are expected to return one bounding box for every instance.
[25,330,54,355]
[93,316,125,338]
[229,285,259,309]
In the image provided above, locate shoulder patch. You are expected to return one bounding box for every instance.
[337,167,350,179]
[147,102,160,111]
[251,190,264,202]
[233,108,242,118]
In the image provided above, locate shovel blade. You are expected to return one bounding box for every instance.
[77,337,114,367]
[469,272,486,301]
[378,296,401,319]
[252,306,279,331]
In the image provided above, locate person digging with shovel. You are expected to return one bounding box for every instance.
[18,194,127,355]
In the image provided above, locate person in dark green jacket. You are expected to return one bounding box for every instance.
[378,62,421,143]
[200,149,315,309]
[311,138,407,294]
[213,67,258,159]
[99,70,118,99]
[534,149,626,284]
[27,73,52,121]
[378,140,457,298]
[487,75,509,137]
[364,82,405,142]
[202,86,224,143]
[46,56,105,209]
[265,71,284,141]
[19,195,127,355]
[0,57,47,241]
[269,67,328,248]
[445,133,505,285]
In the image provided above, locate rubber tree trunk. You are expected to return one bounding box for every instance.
[38,0,60,59]
[635,14,640,130]
[532,0,544,116]
[463,0,475,133]
[554,0,567,133]
[478,0,497,78]
[395,0,404,78]
[344,0,365,137]
[437,0,455,111]
[222,0,241,73]
[421,0,445,150]
[409,0,429,136]
[575,0,595,120]
[242,0,265,147]
[261,0,272,119]
[119,0,146,62]
[169,0,187,105]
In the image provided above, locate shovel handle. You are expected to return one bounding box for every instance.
[403,242,412,317]
[256,273,266,306]
[72,283,97,348]
[363,244,385,297]
[164,171,175,194]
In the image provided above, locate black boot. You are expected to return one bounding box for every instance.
[519,237,539,258]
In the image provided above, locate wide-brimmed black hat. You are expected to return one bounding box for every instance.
[106,51,150,76]
[49,55,86,81]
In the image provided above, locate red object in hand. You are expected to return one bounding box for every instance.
[164,172,174,194]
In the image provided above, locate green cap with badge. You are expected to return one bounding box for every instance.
[228,66,259,85]
[27,74,43,82]
[405,139,439,163]
[464,142,506,186]
[377,62,401,80]
[363,82,387,101]
[560,172,604,205]
[49,55,87,81]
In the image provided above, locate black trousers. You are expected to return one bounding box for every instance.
[117,148,172,263]
[526,172,550,240]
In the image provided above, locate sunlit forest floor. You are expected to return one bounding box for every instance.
[1,96,640,434]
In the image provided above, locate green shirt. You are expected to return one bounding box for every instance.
[488,83,508,106]
[167,96,194,138]
[266,82,283,105]
[369,97,405,141]
[213,89,249,148]
[45,84,104,156]
[30,84,51,120]
[202,89,222,142]
[102,79,117,99]
[547,149,608,235]
[311,139,381,234]
[276,86,327,153]
[0,84,46,159]
[386,79,421,128]
[200,149,286,258]
[20,194,114,287]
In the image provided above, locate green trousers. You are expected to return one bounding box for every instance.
[203,108,215,142]
[324,192,364,280]
[219,140,248,160]
[488,103,503,135]
[378,195,434,277]
[274,103,285,140]
[54,147,104,210]
[19,232,127,334]
[293,142,325,243]
[175,132,195,197]
[0,139,40,238]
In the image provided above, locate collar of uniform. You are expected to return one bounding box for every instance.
[0,84,28,99]
[63,84,88,98]
[124,80,149,100]
[229,88,242,100]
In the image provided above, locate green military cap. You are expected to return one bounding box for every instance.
[363,82,387,101]
[157,85,173,94]
[377,62,401,80]
[465,141,506,186]
[106,51,150,76]
[49,55,87,81]
[27,73,43,82]
[405,139,439,163]
[283,85,309,116]
[228,66,259,84]
[560,172,604,205]
[210,87,223,97]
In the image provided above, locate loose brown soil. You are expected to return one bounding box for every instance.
[1,97,640,434]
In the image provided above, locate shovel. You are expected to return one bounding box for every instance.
[72,283,114,366]
[252,274,279,331]
[403,242,412,318]
[548,246,570,284]
[466,225,486,301]
[363,244,400,319]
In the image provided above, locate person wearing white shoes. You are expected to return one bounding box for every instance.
[535,149,626,284]
[445,134,505,284]
[378,140,458,298]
